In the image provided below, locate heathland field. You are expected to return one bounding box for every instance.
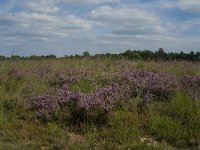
[0,58,200,149]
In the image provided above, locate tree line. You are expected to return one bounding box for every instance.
[120,48,200,61]
[0,48,199,61]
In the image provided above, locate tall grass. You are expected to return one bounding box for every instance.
[0,58,199,149]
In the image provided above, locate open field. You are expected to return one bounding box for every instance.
[0,58,200,149]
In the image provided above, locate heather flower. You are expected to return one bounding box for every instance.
[32,93,59,119]
[119,69,177,102]
[31,69,182,122]
[27,65,54,78]
[180,76,200,99]
[7,68,24,80]
[31,84,120,120]
[49,68,91,87]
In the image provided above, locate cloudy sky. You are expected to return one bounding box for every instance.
[0,0,200,56]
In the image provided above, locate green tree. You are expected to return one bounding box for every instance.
[156,48,167,60]
[83,51,90,57]
[46,54,56,59]
[11,55,21,60]
[0,55,6,60]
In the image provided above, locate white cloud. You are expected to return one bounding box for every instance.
[157,1,177,9]
[178,0,200,13]
[23,0,120,15]
[62,0,120,4]
[23,0,121,14]
[0,12,92,43]
[25,0,60,14]
[178,19,200,32]
[91,6,165,35]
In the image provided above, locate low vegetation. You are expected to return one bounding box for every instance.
[0,57,199,149]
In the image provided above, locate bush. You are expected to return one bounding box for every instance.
[32,84,120,125]
[146,115,186,146]
[119,70,177,103]
[145,92,200,148]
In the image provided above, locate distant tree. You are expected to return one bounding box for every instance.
[20,56,28,60]
[196,52,200,60]
[11,55,21,60]
[30,55,41,60]
[40,55,46,59]
[105,52,111,56]
[75,54,81,58]
[178,51,187,60]
[123,50,141,59]
[69,55,74,58]
[157,48,165,55]
[155,48,167,60]
[94,54,103,58]
[168,52,174,60]
[0,55,6,60]
[188,51,196,61]
[140,50,154,60]
[83,51,90,57]
[46,54,56,59]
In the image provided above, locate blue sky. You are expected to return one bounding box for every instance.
[0,0,200,56]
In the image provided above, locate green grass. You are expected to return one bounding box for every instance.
[0,58,199,149]
[69,79,95,93]
[144,92,200,148]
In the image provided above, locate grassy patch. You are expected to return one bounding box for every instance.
[144,92,200,148]
[0,59,199,149]
[69,79,95,93]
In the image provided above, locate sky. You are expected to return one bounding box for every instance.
[0,0,200,56]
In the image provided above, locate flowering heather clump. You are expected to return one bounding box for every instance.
[49,68,90,87]
[27,65,54,78]
[180,76,200,99]
[32,67,181,123]
[49,70,78,87]
[32,84,120,121]
[78,83,120,111]
[32,93,58,119]
[7,68,24,80]
[119,70,178,102]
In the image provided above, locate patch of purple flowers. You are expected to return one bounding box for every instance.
[32,84,120,120]
[180,76,200,100]
[32,69,199,122]
[49,68,91,87]
[119,70,177,102]
[7,68,24,80]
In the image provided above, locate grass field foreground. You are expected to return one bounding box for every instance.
[0,58,200,149]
